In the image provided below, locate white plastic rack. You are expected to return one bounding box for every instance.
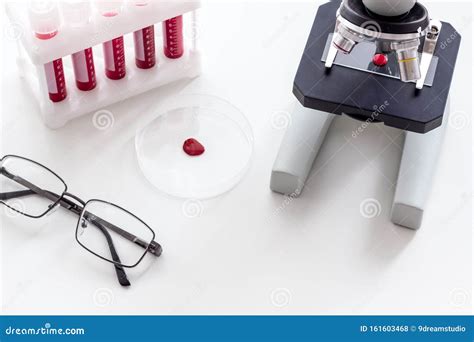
[5,1,202,128]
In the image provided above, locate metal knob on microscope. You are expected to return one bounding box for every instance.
[392,39,422,82]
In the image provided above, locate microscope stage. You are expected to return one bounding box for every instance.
[293,0,461,133]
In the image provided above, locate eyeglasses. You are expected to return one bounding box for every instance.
[0,155,162,287]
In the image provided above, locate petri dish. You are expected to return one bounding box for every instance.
[135,94,254,199]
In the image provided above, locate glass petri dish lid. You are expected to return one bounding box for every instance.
[135,94,254,199]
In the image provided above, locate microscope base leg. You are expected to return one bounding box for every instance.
[391,103,449,229]
[270,103,334,196]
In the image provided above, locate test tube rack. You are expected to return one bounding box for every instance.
[5,1,202,129]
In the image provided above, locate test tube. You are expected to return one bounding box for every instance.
[96,1,126,80]
[62,0,97,91]
[28,1,67,102]
[131,1,156,69]
[29,0,60,39]
[163,16,184,59]
[71,47,97,91]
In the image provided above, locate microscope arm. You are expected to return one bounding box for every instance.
[391,99,449,229]
[270,102,334,196]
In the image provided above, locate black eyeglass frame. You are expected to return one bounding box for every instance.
[0,155,68,219]
[75,198,156,269]
[0,154,162,286]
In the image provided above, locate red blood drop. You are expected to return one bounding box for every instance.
[183,138,205,156]
[372,53,388,67]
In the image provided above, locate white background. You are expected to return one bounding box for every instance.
[0,1,472,315]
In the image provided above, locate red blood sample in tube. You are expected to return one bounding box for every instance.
[134,25,156,69]
[163,16,184,59]
[103,36,126,80]
[72,48,96,91]
[44,58,67,102]
[29,1,66,102]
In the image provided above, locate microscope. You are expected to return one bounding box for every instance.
[270,0,461,229]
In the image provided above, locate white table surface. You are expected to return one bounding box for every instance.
[1,1,472,315]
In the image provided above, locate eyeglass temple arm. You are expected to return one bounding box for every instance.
[0,191,162,257]
[0,167,162,256]
[0,190,35,200]
[56,194,162,257]
[0,167,58,202]
[84,215,131,287]
[0,168,130,286]
[85,215,162,257]
[58,195,130,286]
